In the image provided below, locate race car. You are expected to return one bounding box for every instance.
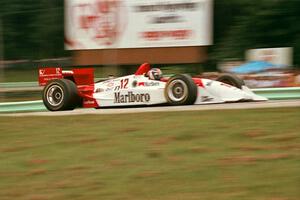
[38,63,267,111]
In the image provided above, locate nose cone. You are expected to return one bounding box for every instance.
[202,79,261,102]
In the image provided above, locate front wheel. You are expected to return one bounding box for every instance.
[42,79,80,111]
[164,74,197,106]
[216,74,245,89]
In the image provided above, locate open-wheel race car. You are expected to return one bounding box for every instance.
[38,63,267,111]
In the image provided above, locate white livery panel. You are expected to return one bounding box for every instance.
[93,75,166,107]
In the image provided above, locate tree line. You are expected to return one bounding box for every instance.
[1,0,299,68]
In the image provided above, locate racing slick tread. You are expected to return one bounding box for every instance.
[42,79,80,111]
[216,74,245,89]
[165,74,197,106]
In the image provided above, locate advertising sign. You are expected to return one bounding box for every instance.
[65,0,213,50]
[246,47,293,67]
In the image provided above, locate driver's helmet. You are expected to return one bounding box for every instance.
[147,68,162,80]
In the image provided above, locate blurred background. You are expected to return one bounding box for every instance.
[0,2,299,199]
[1,0,300,102]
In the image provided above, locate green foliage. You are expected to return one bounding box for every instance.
[211,0,300,68]
[0,0,68,60]
[1,0,300,69]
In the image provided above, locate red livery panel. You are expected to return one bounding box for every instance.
[38,68,63,86]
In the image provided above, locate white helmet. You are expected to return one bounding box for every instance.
[147,68,162,80]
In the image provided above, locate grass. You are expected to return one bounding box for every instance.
[0,108,299,200]
[0,69,39,83]
[0,91,41,102]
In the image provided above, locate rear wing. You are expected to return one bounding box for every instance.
[38,68,63,86]
[38,67,94,86]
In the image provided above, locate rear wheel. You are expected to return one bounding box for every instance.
[216,74,245,89]
[164,74,197,105]
[42,79,80,111]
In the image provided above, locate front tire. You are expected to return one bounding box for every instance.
[216,74,245,89]
[164,74,197,106]
[42,79,80,111]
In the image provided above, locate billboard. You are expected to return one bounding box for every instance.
[246,47,293,67]
[65,0,213,50]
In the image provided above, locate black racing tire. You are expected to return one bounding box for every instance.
[216,74,245,89]
[164,74,197,106]
[42,79,80,111]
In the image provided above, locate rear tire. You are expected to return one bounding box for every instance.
[164,74,197,106]
[216,74,245,89]
[42,79,80,111]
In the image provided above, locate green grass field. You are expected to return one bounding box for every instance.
[0,108,299,200]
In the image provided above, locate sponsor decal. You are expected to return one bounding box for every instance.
[105,87,113,92]
[56,68,61,74]
[39,69,45,75]
[83,99,98,108]
[132,80,137,87]
[114,92,150,103]
[39,68,62,77]
[95,88,104,93]
[38,68,63,86]
[84,100,95,105]
[132,81,159,87]
[201,96,213,102]
[114,86,120,91]
[106,82,114,87]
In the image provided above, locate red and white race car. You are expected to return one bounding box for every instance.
[38,63,267,111]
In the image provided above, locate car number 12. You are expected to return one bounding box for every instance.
[120,78,129,89]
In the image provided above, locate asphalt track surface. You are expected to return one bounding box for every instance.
[0,100,299,117]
